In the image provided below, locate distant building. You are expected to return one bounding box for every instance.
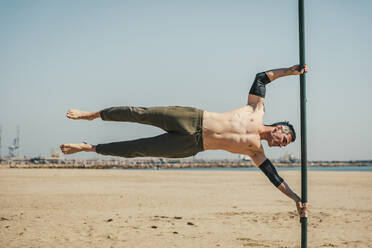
[279,151,297,163]
[238,154,252,161]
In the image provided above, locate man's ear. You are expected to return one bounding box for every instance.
[271,126,282,134]
[271,126,279,134]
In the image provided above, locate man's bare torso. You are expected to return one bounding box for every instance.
[202,105,264,155]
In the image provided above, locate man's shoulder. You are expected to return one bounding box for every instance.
[243,142,264,156]
[242,151,266,166]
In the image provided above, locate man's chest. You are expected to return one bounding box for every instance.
[218,132,261,154]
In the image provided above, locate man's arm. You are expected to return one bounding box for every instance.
[277,181,308,217]
[265,64,307,82]
[247,64,307,109]
[250,152,307,217]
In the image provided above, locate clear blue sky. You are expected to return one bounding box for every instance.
[1,0,371,160]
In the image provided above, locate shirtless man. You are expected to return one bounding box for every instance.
[60,64,308,217]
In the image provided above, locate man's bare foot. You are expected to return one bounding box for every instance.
[60,143,95,154]
[66,109,100,120]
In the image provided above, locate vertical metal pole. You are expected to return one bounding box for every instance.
[298,0,308,247]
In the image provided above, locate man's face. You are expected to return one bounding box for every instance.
[268,126,292,148]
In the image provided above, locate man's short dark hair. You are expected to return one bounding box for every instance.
[267,121,296,142]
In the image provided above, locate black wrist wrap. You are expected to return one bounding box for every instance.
[259,159,284,187]
[249,72,271,98]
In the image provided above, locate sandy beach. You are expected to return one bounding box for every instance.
[0,168,371,248]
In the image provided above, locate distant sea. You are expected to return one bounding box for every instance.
[121,166,372,172]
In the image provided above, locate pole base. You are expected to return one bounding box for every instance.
[301,217,307,248]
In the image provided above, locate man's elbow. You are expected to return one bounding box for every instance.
[258,159,284,187]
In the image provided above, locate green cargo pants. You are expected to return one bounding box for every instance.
[95,106,204,158]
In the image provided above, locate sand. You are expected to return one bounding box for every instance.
[0,168,371,248]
